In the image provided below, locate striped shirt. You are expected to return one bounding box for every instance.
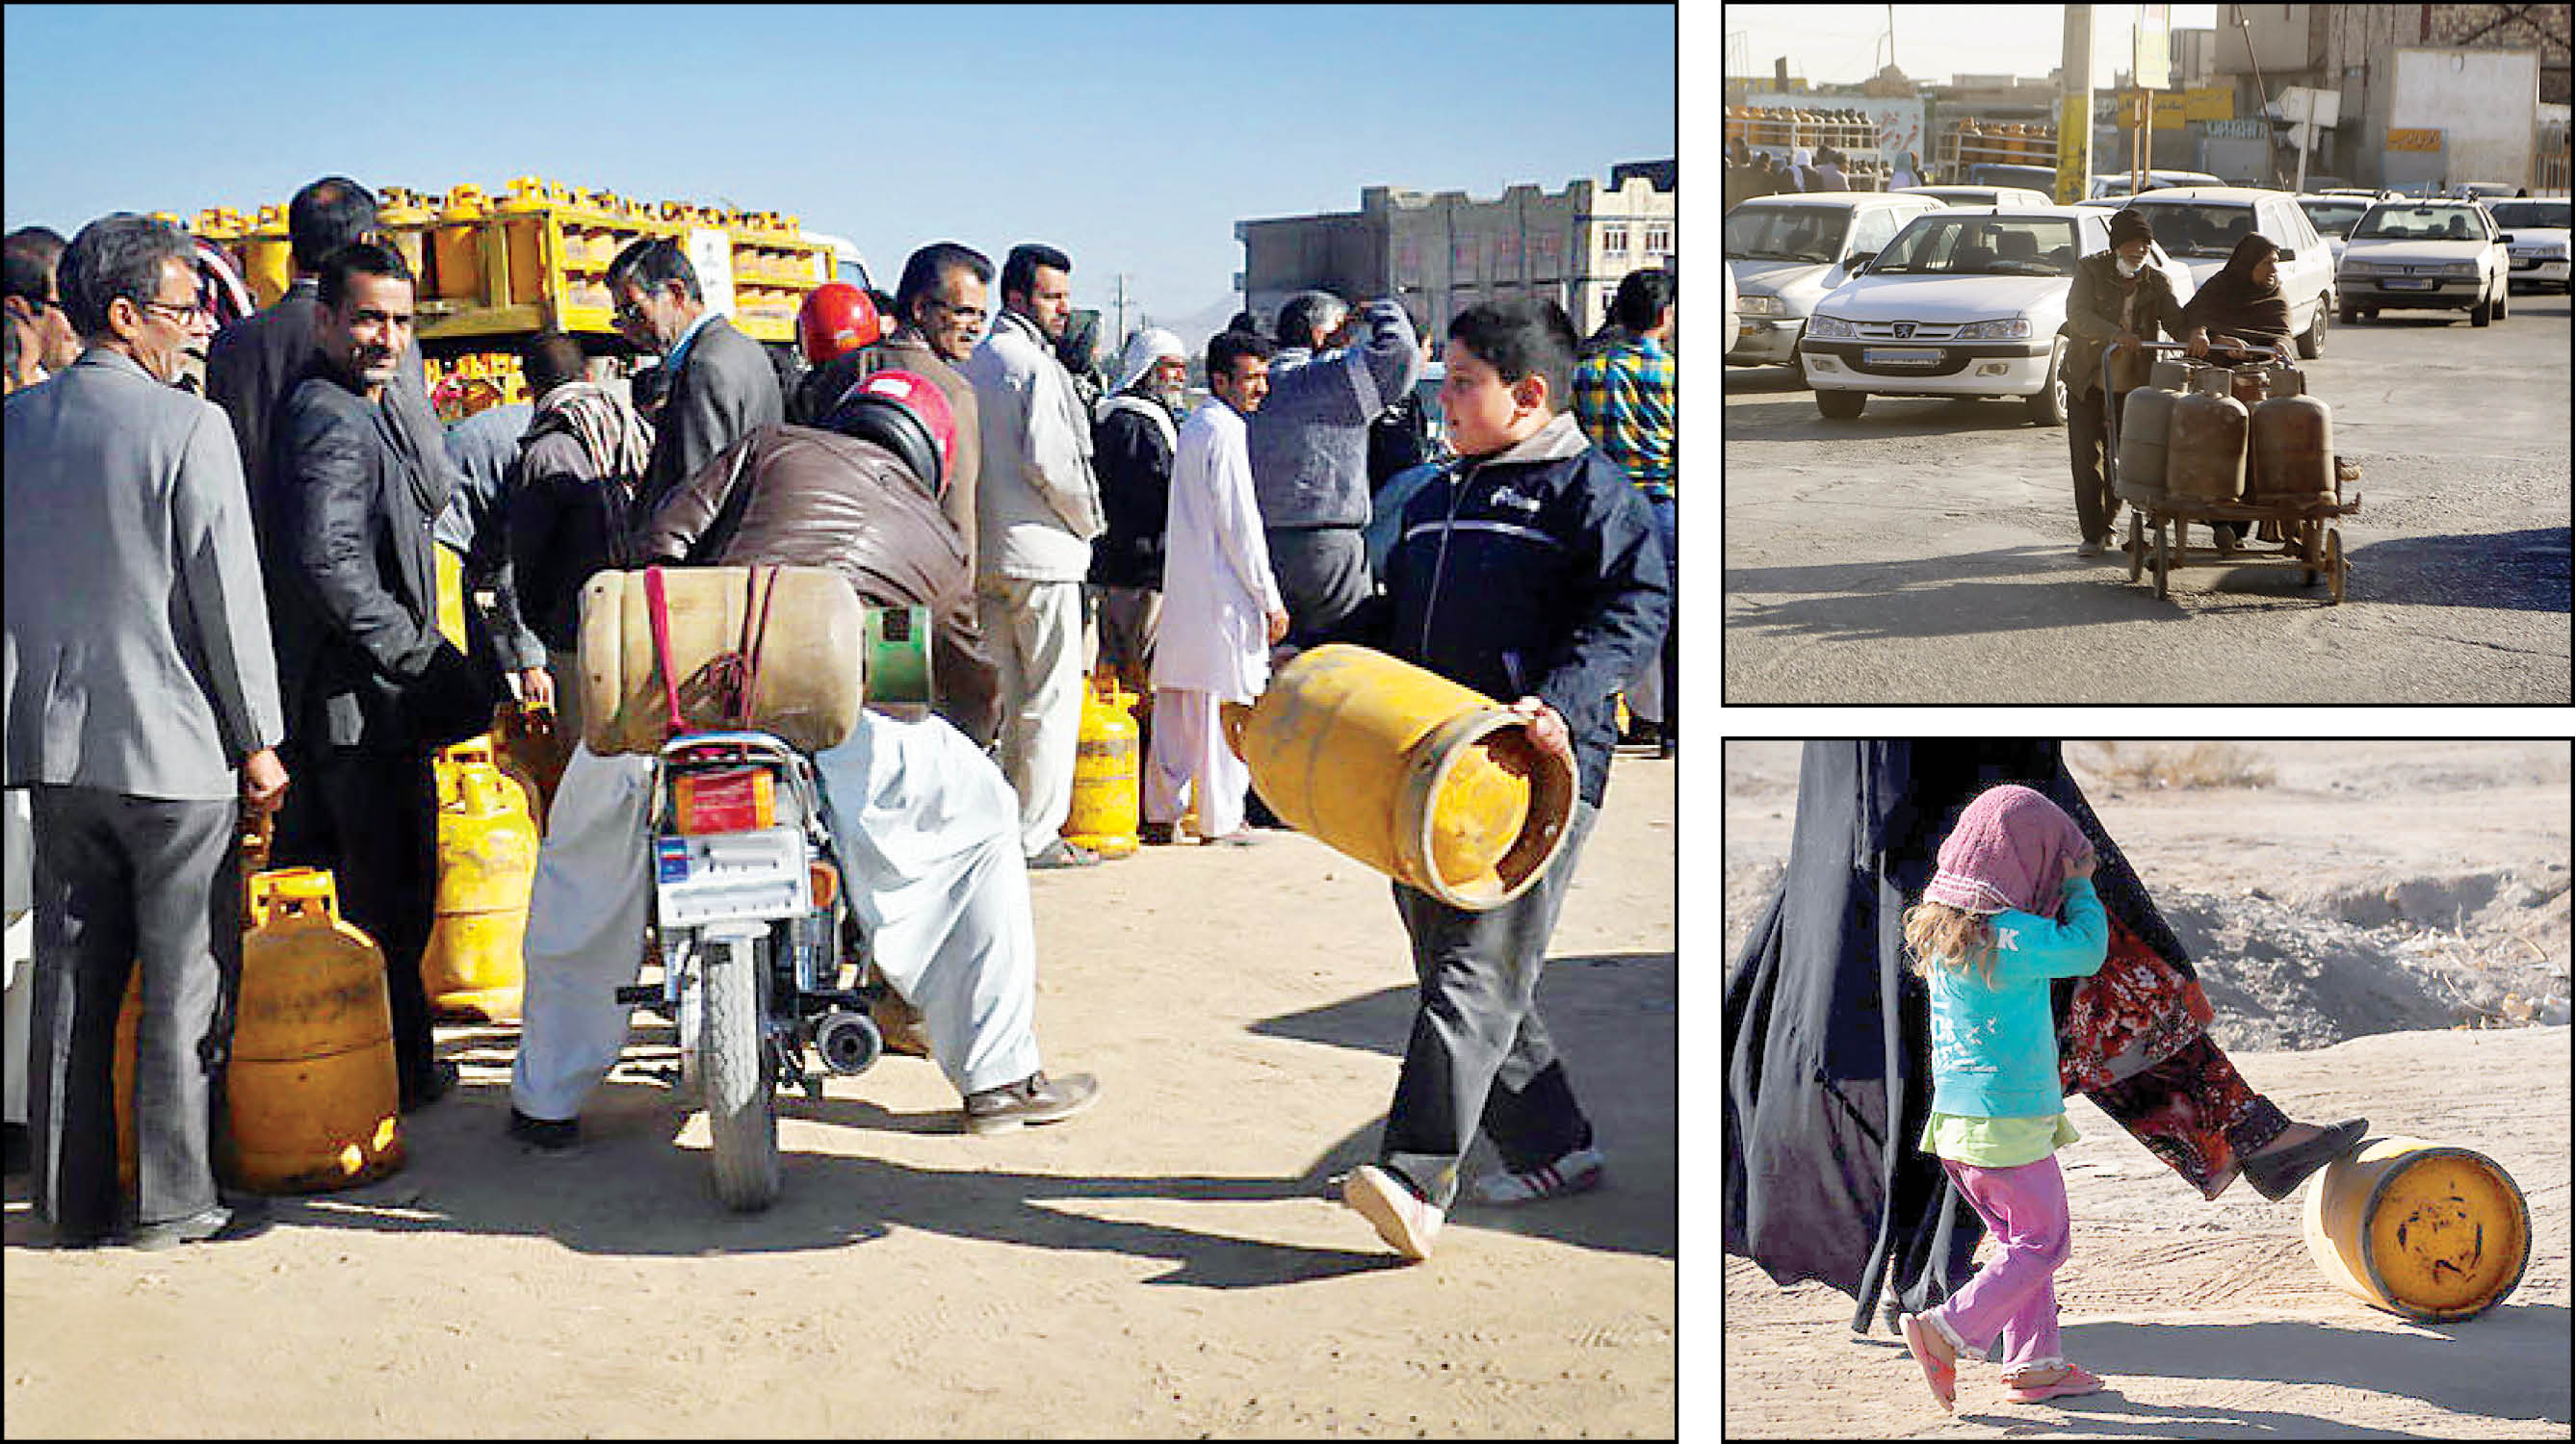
[1571,334,1675,501]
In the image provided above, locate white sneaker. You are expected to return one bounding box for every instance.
[1343,1164,1443,1261]
[1470,1146,1606,1205]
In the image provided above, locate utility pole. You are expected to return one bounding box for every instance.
[2058,5,2094,204]
[1112,272,1131,347]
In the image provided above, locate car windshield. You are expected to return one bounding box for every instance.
[1723,206,1851,264]
[1865,216,2081,276]
[2121,202,2255,257]
[2486,201,2571,230]
[2299,200,2370,237]
[2352,205,2487,241]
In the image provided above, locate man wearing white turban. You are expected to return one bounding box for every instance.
[1086,326,1188,695]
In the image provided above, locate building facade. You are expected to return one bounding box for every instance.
[1236,162,1675,346]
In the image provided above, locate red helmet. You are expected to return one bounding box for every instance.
[824,369,955,497]
[797,281,886,366]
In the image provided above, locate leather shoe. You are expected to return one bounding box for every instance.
[2242,1117,2369,1200]
[402,1058,461,1114]
[506,1107,580,1151]
[963,1070,1100,1134]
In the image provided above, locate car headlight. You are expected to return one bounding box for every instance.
[1953,318,2032,340]
[2444,262,2480,276]
[2339,261,2380,276]
[1805,315,1856,338]
[1737,294,1786,318]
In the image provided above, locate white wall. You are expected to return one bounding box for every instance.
[2391,48,2541,185]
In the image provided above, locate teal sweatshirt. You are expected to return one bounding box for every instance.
[1924,878,2110,1120]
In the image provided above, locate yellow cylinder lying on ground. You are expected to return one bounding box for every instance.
[224,869,405,1194]
[422,761,536,1022]
[1063,674,1141,858]
[2302,1135,2531,1322]
[1222,644,1575,911]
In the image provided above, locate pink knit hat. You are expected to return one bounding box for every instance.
[1923,785,2095,918]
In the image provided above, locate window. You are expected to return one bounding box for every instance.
[1644,223,1672,256]
[1601,223,1629,257]
[1845,207,1902,260]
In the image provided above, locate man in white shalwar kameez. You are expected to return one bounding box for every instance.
[1145,330,1287,844]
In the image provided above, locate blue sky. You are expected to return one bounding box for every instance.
[3,3,1676,340]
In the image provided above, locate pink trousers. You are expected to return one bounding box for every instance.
[1925,1153,2071,1374]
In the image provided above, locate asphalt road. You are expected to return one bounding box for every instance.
[1722,288,2573,704]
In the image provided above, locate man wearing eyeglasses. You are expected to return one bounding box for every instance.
[3,226,82,389]
[606,236,783,518]
[6,214,289,1249]
[264,241,499,1117]
[828,241,989,575]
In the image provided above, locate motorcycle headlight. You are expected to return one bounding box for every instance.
[1738,294,1786,318]
[1954,318,2032,340]
[1806,315,1855,338]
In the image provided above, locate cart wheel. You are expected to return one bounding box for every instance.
[2153,518,2171,600]
[2126,511,2144,583]
[2326,528,2345,605]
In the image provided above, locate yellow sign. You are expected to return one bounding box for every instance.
[2153,93,2188,130]
[2183,87,2233,122]
[2386,128,2444,153]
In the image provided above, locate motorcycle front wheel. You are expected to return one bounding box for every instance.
[703,931,782,1211]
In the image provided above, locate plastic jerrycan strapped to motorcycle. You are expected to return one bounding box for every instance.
[1062,673,1141,859]
[1222,644,1578,912]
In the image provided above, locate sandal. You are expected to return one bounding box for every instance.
[1897,1313,1957,1412]
[2005,1362,2106,1404]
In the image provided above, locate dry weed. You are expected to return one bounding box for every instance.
[2087,741,2276,791]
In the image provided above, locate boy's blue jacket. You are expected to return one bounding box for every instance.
[1925,878,2110,1119]
[1336,412,1668,808]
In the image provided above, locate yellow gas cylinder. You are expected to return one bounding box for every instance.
[375,189,432,296]
[225,868,405,1194]
[1222,644,1577,911]
[434,541,469,651]
[2302,1136,2532,1322]
[499,177,553,307]
[421,761,534,1022]
[432,185,489,302]
[242,203,294,308]
[1061,673,1141,859]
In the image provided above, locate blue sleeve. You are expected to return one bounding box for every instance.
[1998,879,2109,982]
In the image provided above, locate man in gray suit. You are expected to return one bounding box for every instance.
[607,236,783,513]
[3,215,290,1249]
[205,175,454,530]
[264,242,496,1113]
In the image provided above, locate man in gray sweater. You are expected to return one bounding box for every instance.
[1247,292,1421,648]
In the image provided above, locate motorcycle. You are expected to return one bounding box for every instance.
[611,601,935,1211]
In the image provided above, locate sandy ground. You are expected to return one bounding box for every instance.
[1722,741,2573,1438]
[5,757,1677,1436]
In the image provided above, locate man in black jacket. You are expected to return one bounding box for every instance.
[607,237,783,514]
[1330,297,1668,1262]
[206,176,454,525]
[1086,327,1187,696]
[265,243,496,1112]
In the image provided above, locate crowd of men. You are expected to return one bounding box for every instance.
[1,176,1676,1264]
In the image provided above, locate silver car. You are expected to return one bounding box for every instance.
[2116,188,2338,358]
[2337,201,2511,325]
[1723,192,1947,372]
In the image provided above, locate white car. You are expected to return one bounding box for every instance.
[2115,188,2337,357]
[2087,169,2224,199]
[2337,200,2511,324]
[2295,193,2376,270]
[2484,197,2572,293]
[1797,206,2197,425]
[1723,192,1948,372]
[1896,185,2057,210]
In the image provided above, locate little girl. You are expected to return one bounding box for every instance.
[1895,784,2112,1411]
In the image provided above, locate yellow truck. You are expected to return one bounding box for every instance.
[190,176,870,414]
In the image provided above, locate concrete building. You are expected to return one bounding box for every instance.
[2207,3,2570,189]
[1235,162,1675,346]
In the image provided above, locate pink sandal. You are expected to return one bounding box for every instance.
[2005,1362,2105,1404]
[1897,1313,1957,1412]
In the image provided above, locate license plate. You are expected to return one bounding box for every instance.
[1862,348,1943,367]
[2382,277,2433,290]
[655,827,809,928]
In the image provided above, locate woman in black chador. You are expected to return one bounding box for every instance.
[1722,741,2366,1335]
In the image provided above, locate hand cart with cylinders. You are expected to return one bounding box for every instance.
[2104,341,2362,604]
